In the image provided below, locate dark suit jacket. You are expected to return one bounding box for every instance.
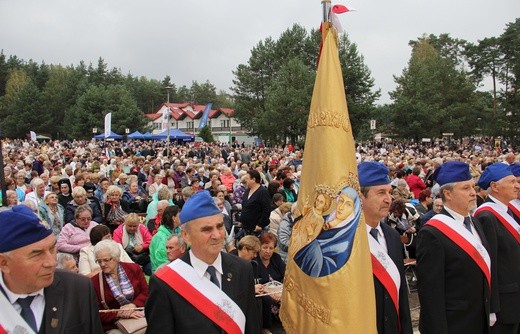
[417,209,492,334]
[40,269,104,334]
[91,262,149,332]
[512,207,520,225]
[145,252,261,334]
[475,199,520,325]
[373,223,413,334]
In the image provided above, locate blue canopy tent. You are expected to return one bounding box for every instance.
[152,129,194,142]
[127,131,145,140]
[142,132,153,140]
[93,131,123,140]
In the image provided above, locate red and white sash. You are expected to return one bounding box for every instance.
[368,231,401,316]
[426,214,491,287]
[508,199,520,222]
[475,202,520,245]
[155,259,246,334]
[0,290,36,334]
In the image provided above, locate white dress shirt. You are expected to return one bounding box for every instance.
[189,250,223,288]
[366,223,389,254]
[0,272,45,331]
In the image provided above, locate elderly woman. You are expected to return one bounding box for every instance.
[255,232,286,333]
[91,240,148,333]
[5,189,19,207]
[79,224,133,277]
[215,186,233,215]
[57,204,98,262]
[269,202,292,236]
[113,213,153,276]
[145,185,173,222]
[14,171,28,195]
[162,169,177,195]
[25,177,50,208]
[10,174,26,202]
[220,167,236,193]
[64,186,103,225]
[39,192,65,237]
[95,177,110,204]
[49,175,61,194]
[150,206,181,273]
[56,253,79,273]
[103,185,130,232]
[115,173,129,191]
[123,180,149,213]
[231,235,264,293]
[147,173,164,197]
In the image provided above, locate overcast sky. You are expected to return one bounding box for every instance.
[0,0,518,105]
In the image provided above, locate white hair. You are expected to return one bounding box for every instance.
[93,240,121,259]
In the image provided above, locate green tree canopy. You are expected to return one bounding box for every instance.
[390,37,486,140]
[64,84,147,139]
[232,24,379,143]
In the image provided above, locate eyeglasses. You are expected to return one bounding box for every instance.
[76,216,92,222]
[95,257,113,264]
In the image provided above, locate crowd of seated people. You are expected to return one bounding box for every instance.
[2,136,519,332]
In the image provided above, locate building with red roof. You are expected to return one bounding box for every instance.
[145,102,251,144]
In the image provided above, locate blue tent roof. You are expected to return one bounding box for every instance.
[142,132,153,140]
[94,131,123,140]
[152,129,194,141]
[127,131,144,139]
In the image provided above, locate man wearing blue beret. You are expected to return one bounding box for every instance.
[358,162,413,334]
[417,161,494,334]
[146,190,260,333]
[0,205,103,333]
[474,163,520,333]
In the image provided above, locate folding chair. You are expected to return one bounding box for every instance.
[402,234,417,294]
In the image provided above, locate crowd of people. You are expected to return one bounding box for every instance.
[0,135,519,333]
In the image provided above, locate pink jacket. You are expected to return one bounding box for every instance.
[57,221,98,254]
[112,224,152,250]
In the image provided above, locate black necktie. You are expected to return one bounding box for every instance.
[206,265,220,288]
[370,228,379,243]
[463,217,473,234]
[17,296,37,332]
[507,208,515,219]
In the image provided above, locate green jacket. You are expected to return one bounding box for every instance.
[150,225,173,273]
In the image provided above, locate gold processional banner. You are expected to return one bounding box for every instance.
[280,22,377,334]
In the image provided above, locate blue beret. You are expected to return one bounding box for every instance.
[435,161,472,186]
[477,163,513,190]
[510,163,520,177]
[358,162,390,187]
[0,205,53,252]
[179,191,222,224]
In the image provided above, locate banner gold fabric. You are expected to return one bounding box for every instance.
[280,22,377,334]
